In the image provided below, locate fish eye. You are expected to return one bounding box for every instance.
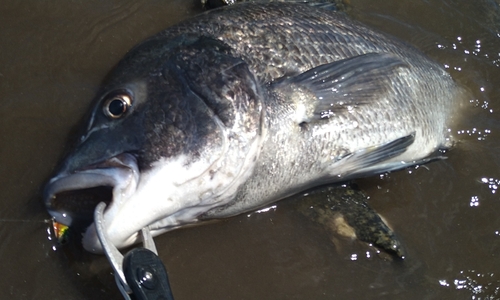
[103,93,132,119]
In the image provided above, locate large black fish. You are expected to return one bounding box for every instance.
[44,3,464,252]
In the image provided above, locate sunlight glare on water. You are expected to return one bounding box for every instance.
[480,177,500,194]
[1,0,500,299]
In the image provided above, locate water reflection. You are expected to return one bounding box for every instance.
[1,0,500,299]
[451,270,500,297]
[480,177,500,193]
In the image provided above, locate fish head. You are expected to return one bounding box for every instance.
[44,35,264,252]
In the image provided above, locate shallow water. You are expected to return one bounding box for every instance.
[1,0,499,299]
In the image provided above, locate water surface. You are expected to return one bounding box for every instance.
[1,0,499,299]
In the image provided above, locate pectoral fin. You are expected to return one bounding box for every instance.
[272,53,408,122]
[333,133,416,178]
[334,133,449,179]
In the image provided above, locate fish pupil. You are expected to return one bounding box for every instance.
[108,98,126,117]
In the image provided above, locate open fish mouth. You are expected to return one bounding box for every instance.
[44,153,139,229]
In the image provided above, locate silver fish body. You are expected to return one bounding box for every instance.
[44,3,463,252]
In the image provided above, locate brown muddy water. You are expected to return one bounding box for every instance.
[1,0,500,299]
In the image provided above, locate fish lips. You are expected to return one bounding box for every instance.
[44,153,139,244]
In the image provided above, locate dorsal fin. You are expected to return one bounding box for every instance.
[272,53,408,122]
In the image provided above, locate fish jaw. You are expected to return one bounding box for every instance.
[44,150,225,253]
[80,146,262,252]
[44,154,140,243]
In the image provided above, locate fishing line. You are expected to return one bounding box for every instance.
[0,218,51,223]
